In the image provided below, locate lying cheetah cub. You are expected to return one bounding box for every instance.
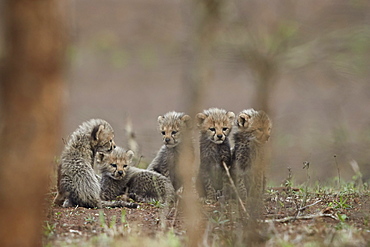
[231,109,272,200]
[195,108,235,201]
[147,111,192,191]
[99,147,176,204]
[54,119,137,209]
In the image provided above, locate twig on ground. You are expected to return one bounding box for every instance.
[171,197,180,227]
[222,161,247,213]
[295,199,322,219]
[298,200,322,212]
[264,213,339,223]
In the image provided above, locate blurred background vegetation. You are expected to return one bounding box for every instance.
[64,0,370,185]
[11,0,370,185]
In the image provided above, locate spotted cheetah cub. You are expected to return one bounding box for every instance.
[147,111,192,191]
[231,109,272,200]
[99,147,176,204]
[53,119,137,209]
[195,108,235,201]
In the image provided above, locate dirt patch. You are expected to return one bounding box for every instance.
[44,188,370,246]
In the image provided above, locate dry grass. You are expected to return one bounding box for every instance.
[44,177,370,247]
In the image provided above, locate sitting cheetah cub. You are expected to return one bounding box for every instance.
[99,147,176,204]
[147,111,192,191]
[195,108,235,201]
[231,109,272,200]
[53,119,137,209]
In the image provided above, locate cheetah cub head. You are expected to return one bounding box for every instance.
[99,147,134,180]
[236,108,272,143]
[197,108,235,144]
[157,111,191,148]
[91,123,116,153]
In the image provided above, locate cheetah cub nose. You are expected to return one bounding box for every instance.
[165,138,171,143]
[217,134,223,139]
[118,170,123,175]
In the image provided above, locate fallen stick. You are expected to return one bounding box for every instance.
[222,161,247,213]
[298,199,322,212]
[264,213,339,223]
[170,197,180,227]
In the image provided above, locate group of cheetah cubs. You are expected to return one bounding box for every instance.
[53,108,272,209]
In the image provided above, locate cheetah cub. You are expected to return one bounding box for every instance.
[147,111,192,191]
[195,108,235,201]
[99,147,176,204]
[231,109,272,200]
[53,119,137,209]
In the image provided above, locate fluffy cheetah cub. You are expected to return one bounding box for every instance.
[53,119,137,209]
[99,147,176,204]
[232,109,272,200]
[147,111,192,191]
[195,108,235,201]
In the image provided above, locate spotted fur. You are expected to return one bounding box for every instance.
[53,119,137,209]
[99,147,176,204]
[195,108,235,201]
[231,109,272,200]
[147,111,193,191]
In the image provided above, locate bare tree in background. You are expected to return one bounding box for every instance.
[225,0,370,114]
[222,1,299,115]
[0,1,66,246]
[182,0,224,116]
[215,0,370,187]
[180,0,225,246]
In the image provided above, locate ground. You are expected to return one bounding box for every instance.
[44,186,369,246]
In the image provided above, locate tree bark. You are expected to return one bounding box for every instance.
[0,1,66,246]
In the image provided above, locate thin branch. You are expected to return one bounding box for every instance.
[298,200,322,212]
[170,197,180,227]
[264,213,339,223]
[222,161,247,213]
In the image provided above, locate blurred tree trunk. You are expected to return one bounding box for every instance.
[182,0,223,117]
[180,1,223,246]
[0,1,66,246]
[248,51,278,114]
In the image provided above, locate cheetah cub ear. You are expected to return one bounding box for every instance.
[91,124,105,141]
[95,151,108,163]
[237,113,251,128]
[226,111,235,122]
[125,150,135,164]
[181,114,192,129]
[157,116,165,125]
[196,113,207,127]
